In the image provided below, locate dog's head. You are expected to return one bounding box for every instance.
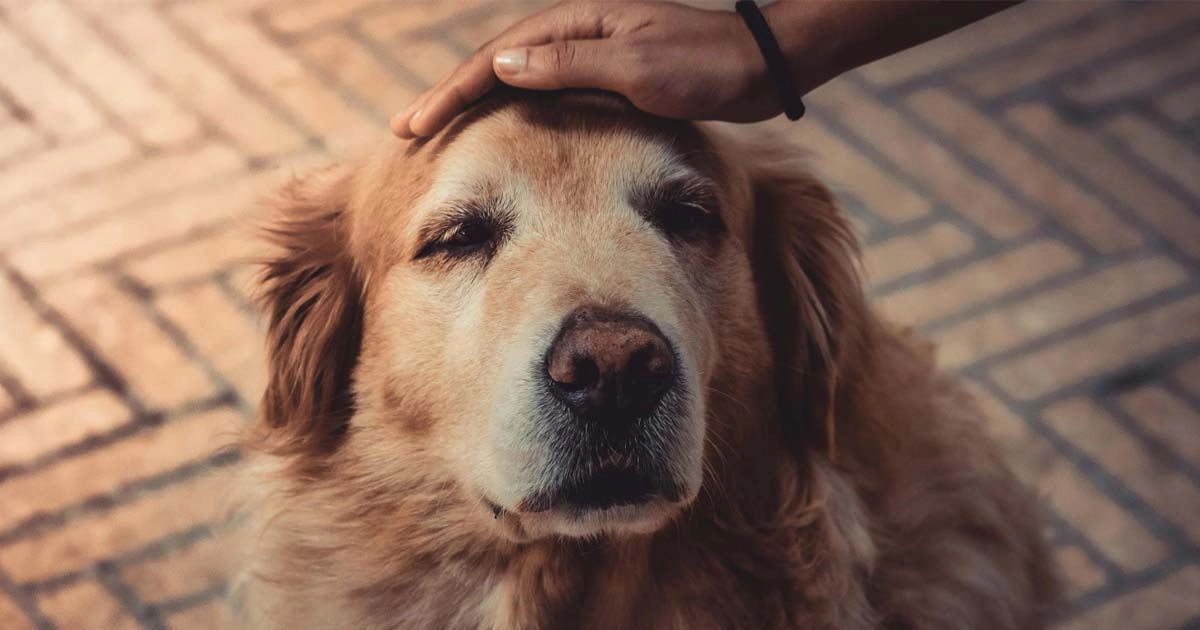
[253,91,864,540]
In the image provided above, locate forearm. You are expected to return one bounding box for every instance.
[762,1,1020,93]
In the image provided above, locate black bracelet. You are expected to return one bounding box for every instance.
[735,0,805,120]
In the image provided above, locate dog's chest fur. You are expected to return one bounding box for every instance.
[351,524,862,629]
[234,455,875,630]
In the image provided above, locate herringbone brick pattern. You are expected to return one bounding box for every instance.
[0,1,1196,628]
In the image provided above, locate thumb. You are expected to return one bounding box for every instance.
[493,40,623,91]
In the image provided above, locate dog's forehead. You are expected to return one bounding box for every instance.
[428,97,710,203]
[348,93,738,267]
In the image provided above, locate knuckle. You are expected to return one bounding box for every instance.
[445,83,471,109]
[624,46,653,85]
[549,42,577,73]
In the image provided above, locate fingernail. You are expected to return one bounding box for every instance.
[494,48,527,74]
[389,112,408,136]
[408,108,426,134]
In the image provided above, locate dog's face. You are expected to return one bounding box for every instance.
[256,93,861,541]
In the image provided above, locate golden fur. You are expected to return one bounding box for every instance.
[233,91,1059,629]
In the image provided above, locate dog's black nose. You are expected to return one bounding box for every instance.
[546,307,676,430]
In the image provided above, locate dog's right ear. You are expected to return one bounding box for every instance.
[744,140,869,462]
[254,166,363,456]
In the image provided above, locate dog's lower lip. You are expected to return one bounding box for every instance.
[483,498,505,519]
[518,466,668,513]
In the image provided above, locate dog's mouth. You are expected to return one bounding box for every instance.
[515,465,681,514]
[559,466,657,511]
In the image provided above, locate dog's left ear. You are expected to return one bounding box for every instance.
[254,166,364,456]
[748,150,869,460]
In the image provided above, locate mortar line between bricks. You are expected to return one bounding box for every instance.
[802,105,982,247]
[1095,395,1200,488]
[1128,84,1200,142]
[830,188,894,242]
[55,0,219,149]
[113,272,254,415]
[966,340,1200,418]
[213,270,263,322]
[849,74,1116,262]
[346,22,445,95]
[0,359,36,414]
[959,75,1200,268]
[440,28,484,60]
[0,83,53,145]
[975,378,1200,559]
[1160,378,1200,417]
[0,147,244,244]
[976,17,1200,112]
[57,0,247,160]
[0,563,55,630]
[160,5,325,149]
[2,143,319,263]
[907,3,1183,100]
[96,562,164,630]
[858,207,944,248]
[0,391,234,486]
[0,126,151,211]
[248,2,369,44]
[154,581,226,617]
[82,219,259,279]
[960,5,1185,102]
[252,12,388,126]
[1079,112,1200,211]
[25,215,255,290]
[139,267,253,304]
[869,2,1122,97]
[26,519,229,595]
[0,446,239,549]
[248,0,389,44]
[1044,509,1124,594]
[1071,554,1200,617]
[0,258,149,417]
[348,0,497,48]
[0,383,97,427]
[83,218,251,279]
[1031,65,1200,131]
[913,255,1200,336]
[867,227,1092,299]
[949,276,1200,374]
[0,7,152,155]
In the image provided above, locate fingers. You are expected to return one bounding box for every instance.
[492,39,623,91]
[392,59,497,138]
[392,1,610,138]
[389,92,430,138]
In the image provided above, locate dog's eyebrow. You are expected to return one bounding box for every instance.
[417,200,485,237]
[628,175,719,214]
[413,197,511,249]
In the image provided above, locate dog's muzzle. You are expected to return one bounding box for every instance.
[524,305,688,512]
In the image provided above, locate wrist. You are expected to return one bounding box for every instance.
[720,7,782,117]
[760,1,845,95]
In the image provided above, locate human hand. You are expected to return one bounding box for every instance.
[390,1,804,138]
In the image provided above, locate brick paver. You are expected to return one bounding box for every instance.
[0,1,1196,627]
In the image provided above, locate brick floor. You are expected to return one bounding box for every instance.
[0,1,1197,628]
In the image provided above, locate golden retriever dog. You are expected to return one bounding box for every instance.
[232,90,1058,629]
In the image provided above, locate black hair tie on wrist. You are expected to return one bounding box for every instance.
[735,0,805,120]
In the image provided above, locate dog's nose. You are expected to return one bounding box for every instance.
[546,307,676,426]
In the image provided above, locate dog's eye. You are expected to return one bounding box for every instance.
[444,219,494,250]
[656,201,721,238]
[416,217,497,260]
